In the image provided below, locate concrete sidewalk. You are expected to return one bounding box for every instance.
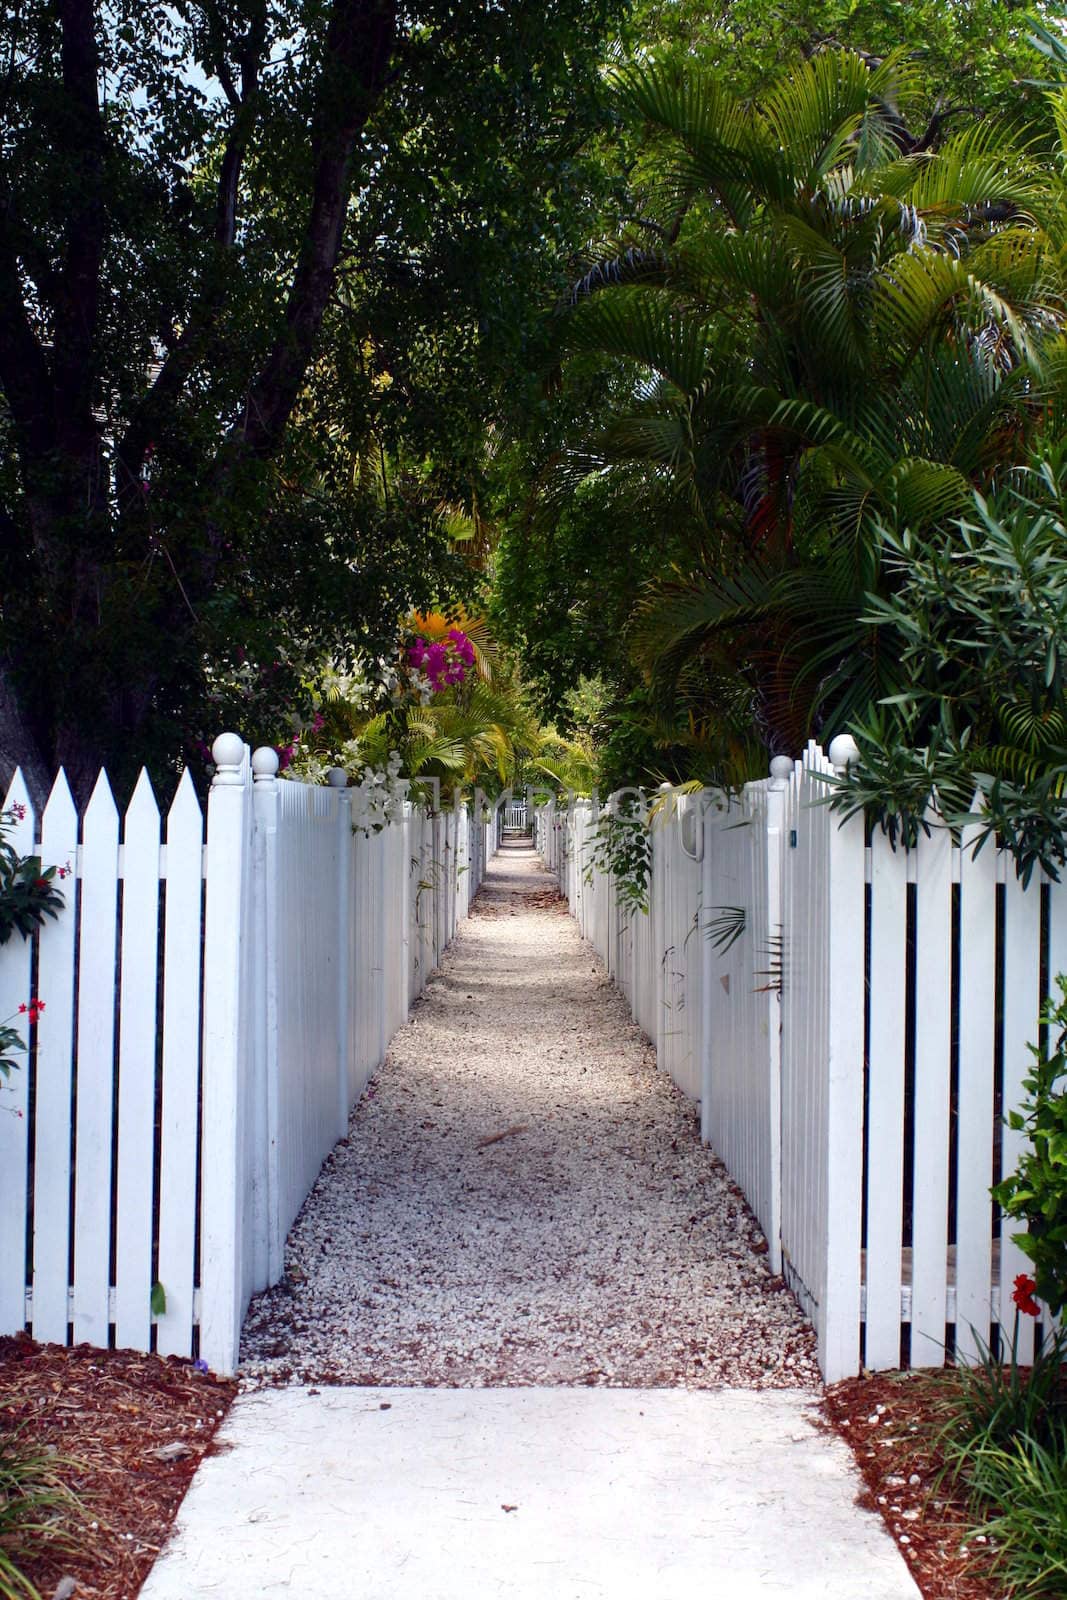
[141,1385,921,1599]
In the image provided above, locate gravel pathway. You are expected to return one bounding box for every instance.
[240,843,820,1389]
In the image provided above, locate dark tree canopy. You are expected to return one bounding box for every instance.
[0,0,623,796]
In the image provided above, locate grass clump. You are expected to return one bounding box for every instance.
[0,1415,81,1600]
[938,1314,1067,1596]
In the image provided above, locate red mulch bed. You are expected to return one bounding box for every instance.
[0,1332,1021,1600]
[0,1335,236,1600]
[823,1369,1002,1600]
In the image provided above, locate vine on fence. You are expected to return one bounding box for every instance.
[0,803,66,1080]
[584,804,652,914]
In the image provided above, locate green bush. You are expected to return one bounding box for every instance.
[994,976,1067,1315]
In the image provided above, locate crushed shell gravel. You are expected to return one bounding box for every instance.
[240,843,821,1390]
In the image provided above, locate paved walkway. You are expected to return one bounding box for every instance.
[142,1387,920,1599]
[143,845,920,1598]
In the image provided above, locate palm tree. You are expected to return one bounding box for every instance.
[551,49,1064,767]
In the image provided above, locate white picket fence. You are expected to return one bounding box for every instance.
[0,735,491,1374]
[536,748,1062,1381]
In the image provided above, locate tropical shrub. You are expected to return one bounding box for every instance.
[826,455,1067,883]
[994,976,1067,1314]
[0,808,65,947]
[0,804,64,1079]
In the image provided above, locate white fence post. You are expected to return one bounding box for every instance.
[200,733,253,1375]
[820,738,866,1382]
[763,758,791,1276]
[328,768,352,1141]
[251,747,280,1288]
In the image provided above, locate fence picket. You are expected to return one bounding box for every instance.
[1049,869,1067,1004]
[72,772,121,1346]
[910,817,953,1366]
[29,774,79,1344]
[821,793,866,1383]
[955,808,997,1363]
[156,772,203,1357]
[0,773,35,1336]
[865,828,908,1370]
[114,771,161,1351]
[1000,867,1041,1362]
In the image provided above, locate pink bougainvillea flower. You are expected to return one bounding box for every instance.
[448,629,476,667]
[9,803,26,821]
[1012,1272,1041,1317]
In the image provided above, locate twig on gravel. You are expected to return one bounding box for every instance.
[475,1124,529,1149]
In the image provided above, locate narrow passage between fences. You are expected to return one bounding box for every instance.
[241,841,819,1388]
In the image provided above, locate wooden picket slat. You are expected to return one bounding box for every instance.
[72,771,120,1347]
[1048,870,1067,1005]
[909,818,953,1366]
[865,828,908,1370]
[114,771,161,1351]
[1000,866,1041,1363]
[955,807,997,1364]
[0,773,35,1335]
[30,773,79,1343]
[155,772,203,1357]
[822,779,866,1383]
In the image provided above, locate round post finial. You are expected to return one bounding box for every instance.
[827,734,861,773]
[769,755,794,781]
[252,747,281,786]
[326,767,348,788]
[211,732,246,786]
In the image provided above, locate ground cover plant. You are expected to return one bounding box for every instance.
[0,1414,81,1600]
[0,1339,236,1600]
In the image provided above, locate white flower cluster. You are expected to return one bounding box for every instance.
[352,750,406,835]
[319,665,375,708]
[375,659,403,704]
[409,668,434,705]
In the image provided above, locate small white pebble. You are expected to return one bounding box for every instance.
[899,1535,911,1546]
[902,1510,919,1522]
[908,1473,921,1486]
